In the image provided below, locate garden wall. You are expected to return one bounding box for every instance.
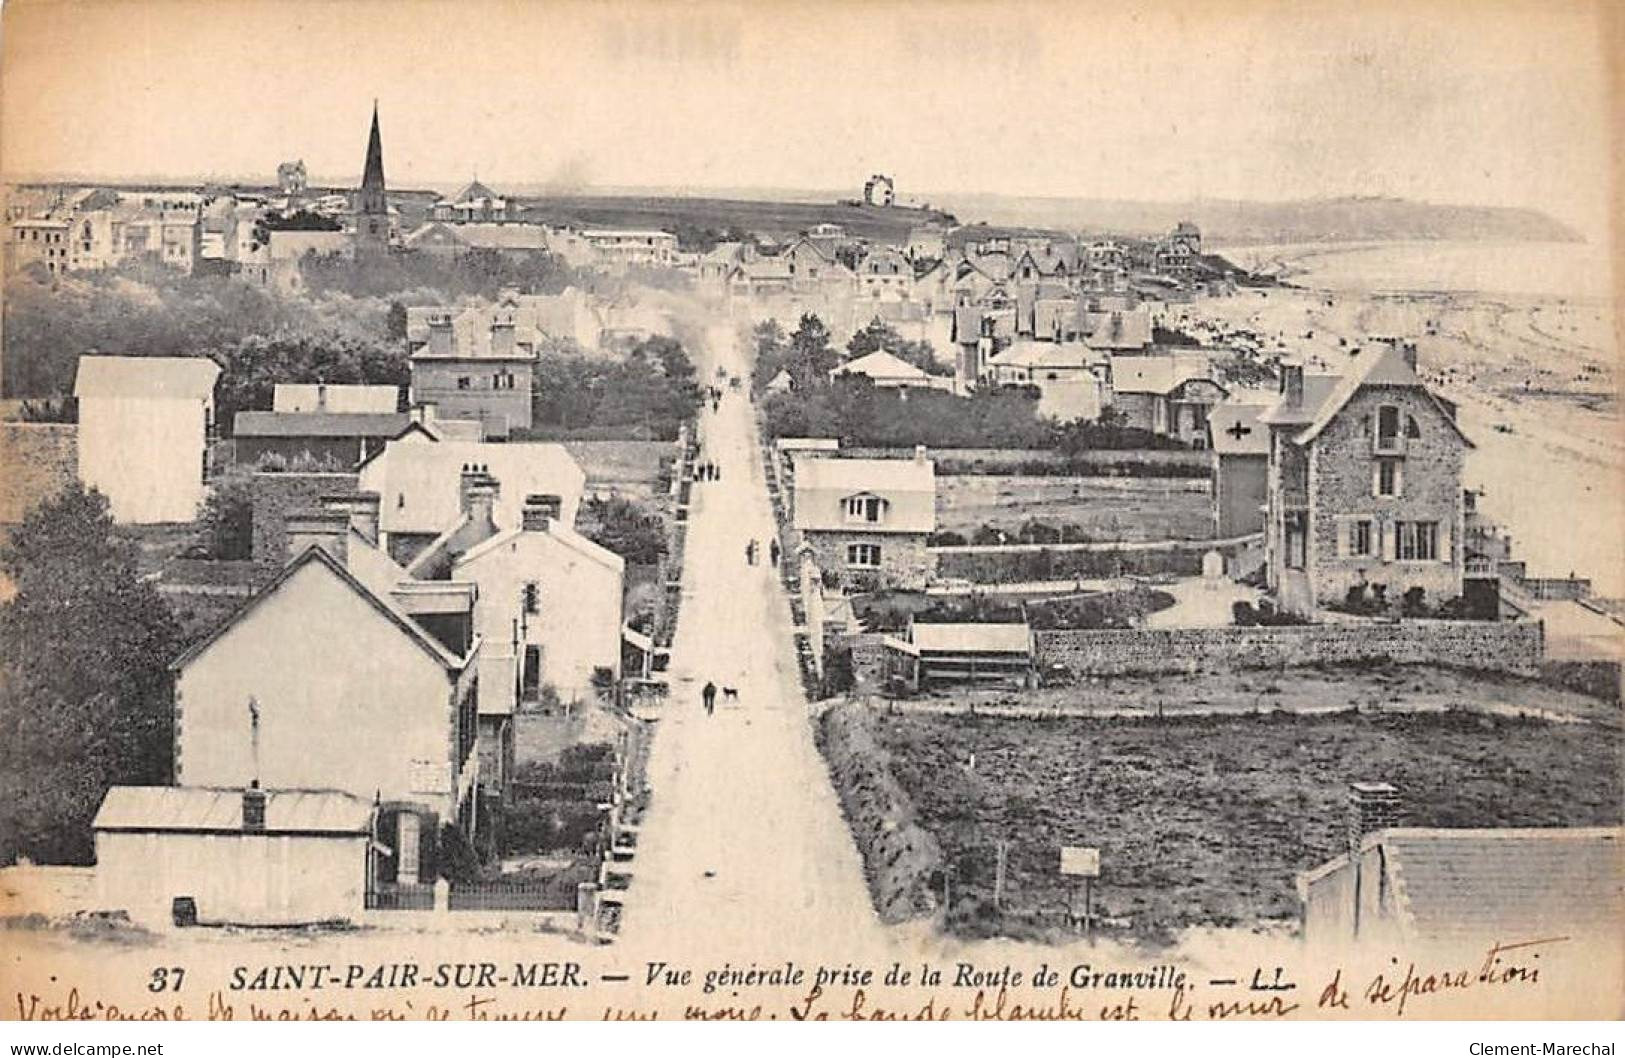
[933,534,1258,583]
[1034,619,1544,677]
[841,446,1209,478]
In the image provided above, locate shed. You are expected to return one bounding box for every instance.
[907,620,1034,685]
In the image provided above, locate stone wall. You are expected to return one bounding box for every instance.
[249,470,360,582]
[840,445,1208,478]
[804,530,934,591]
[0,423,77,523]
[934,534,1258,584]
[1034,619,1543,677]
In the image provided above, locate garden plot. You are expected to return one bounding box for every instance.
[936,476,1212,543]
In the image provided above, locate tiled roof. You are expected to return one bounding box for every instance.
[1208,399,1272,456]
[1381,827,1624,941]
[74,356,219,400]
[94,786,373,834]
[1294,344,1473,448]
[233,411,409,439]
[833,349,929,381]
[795,456,934,495]
[911,622,1033,654]
[1112,354,1214,395]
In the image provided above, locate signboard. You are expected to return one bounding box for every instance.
[1060,845,1100,878]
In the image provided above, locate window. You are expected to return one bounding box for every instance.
[493,371,516,390]
[1350,519,1373,558]
[522,582,539,614]
[1375,458,1402,497]
[844,495,886,523]
[1375,404,1402,452]
[456,376,471,390]
[1396,521,1439,561]
[847,543,882,567]
[1284,512,1308,571]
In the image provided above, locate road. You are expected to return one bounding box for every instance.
[617,324,883,956]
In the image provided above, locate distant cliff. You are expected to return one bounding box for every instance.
[928,193,1580,245]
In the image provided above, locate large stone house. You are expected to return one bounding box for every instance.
[1261,344,1473,616]
[792,451,936,591]
[406,303,538,438]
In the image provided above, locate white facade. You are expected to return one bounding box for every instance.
[455,523,623,708]
[73,356,219,524]
[172,556,471,821]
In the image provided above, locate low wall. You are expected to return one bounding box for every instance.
[934,534,1258,584]
[841,446,1208,478]
[1034,619,1544,677]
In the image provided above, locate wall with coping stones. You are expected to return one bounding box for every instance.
[1034,619,1543,677]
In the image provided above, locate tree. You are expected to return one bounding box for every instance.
[786,313,839,391]
[749,319,789,391]
[577,496,667,566]
[385,300,408,342]
[846,316,942,374]
[197,466,256,559]
[0,485,183,864]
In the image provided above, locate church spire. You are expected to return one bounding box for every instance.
[360,99,386,214]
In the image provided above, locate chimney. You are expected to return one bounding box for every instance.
[1347,782,1401,853]
[523,493,563,531]
[490,317,516,357]
[315,382,328,411]
[242,781,266,833]
[459,464,500,523]
[321,492,380,546]
[913,444,928,465]
[1401,341,1418,372]
[1280,360,1305,407]
[286,509,350,566]
[428,313,453,356]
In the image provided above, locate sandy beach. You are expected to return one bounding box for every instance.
[1185,241,1622,595]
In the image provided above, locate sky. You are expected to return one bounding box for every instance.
[0,0,1615,230]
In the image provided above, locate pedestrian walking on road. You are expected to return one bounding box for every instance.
[745,540,757,566]
[769,538,780,567]
[702,680,716,716]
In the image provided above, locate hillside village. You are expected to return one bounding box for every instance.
[1,103,1619,949]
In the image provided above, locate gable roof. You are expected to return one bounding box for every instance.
[233,411,410,439]
[1112,354,1214,395]
[833,349,929,382]
[910,622,1033,654]
[455,520,624,575]
[1208,399,1272,456]
[170,545,467,673]
[1378,827,1622,941]
[1257,372,1344,426]
[794,456,935,495]
[274,383,399,414]
[1294,344,1474,448]
[358,439,585,536]
[94,786,373,835]
[991,340,1102,371]
[74,356,219,400]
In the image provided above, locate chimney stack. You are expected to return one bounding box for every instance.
[321,491,381,546]
[428,313,453,356]
[1401,341,1418,372]
[1280,360,1305,406]
[1347,781,1401,854]
[242,781,267,833]
[523,493,563,532]
[459,463,500,523]
[316,382,328,412]
[913,444,928,465]
[286,509,350,566]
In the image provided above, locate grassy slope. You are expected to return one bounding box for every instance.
[513,195,956,243]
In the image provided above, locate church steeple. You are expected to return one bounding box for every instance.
[355,100,389,253]
[359,100,386,215]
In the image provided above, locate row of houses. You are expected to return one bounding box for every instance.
[79,360,628,924]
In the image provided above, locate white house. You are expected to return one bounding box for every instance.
[73,355,220,523]
[830,349,946,391]
[357,439,587,565]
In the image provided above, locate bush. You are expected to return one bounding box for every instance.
[438,823,481,882]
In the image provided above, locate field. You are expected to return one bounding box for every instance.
[936,475,1213,542]
[873,703,1622,943]
[564,440,671,499]
[515,194,956,244]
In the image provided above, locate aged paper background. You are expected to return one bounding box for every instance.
[0,0,1621,1024]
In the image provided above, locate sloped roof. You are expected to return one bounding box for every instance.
[94,786,372,834]
[274,383,399,414]
[1294,344,1474,448]
[406,303,543,360]
[1380,827,1623,941]
[74,356,219,400]
[406,222,549,252]
[911,622,1033,654]
[447,179,500,203]
[234,411,409,439]
[1112,354,1214,395]
[170,545,467,673]
[833,349,929,382]
[794,456,935,495]
[1208,399,1271,456]
[991,340,1101,371]
[455,520,624,575]
[1081,308,1153,350]
[1258,372,1344,426]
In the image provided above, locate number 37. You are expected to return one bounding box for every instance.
[147,966,185,992]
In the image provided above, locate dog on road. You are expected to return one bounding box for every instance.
[721,686,739,702]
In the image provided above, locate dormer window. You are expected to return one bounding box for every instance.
[844,493,888,524]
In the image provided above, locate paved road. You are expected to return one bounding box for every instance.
[617,324,882,956]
